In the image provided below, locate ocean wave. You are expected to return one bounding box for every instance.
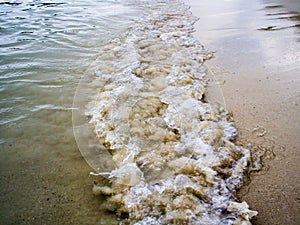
[80,0,257,224]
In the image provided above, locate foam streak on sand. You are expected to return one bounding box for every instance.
[86,0,257,224]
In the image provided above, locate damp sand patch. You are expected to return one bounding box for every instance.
[75,0,258,224]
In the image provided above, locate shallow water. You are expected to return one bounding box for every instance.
[0,0,141,126]
[0,0,142,224]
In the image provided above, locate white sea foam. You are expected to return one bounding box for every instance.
[85,0,257,224]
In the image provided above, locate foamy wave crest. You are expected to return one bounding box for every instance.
[84,0,257,224]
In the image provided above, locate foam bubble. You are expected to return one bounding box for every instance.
[84,0,257,224]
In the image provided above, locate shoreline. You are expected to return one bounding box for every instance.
[185,0,300,224]
[0,0,298,224]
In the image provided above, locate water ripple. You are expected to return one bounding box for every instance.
[0,0,143,127]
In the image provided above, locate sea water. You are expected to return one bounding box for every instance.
[0,0,142,224]
[1,0,257,224]
[77,0,257,224]
[0,0,141,127]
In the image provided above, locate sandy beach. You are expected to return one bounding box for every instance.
[0,0,298,224]
[185,0,300,224]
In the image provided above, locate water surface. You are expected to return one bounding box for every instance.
[0,1,142,224]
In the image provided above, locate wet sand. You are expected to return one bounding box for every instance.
[185,0,300,224]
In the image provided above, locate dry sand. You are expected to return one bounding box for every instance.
[185,0,300,224]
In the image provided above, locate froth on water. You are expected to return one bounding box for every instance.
[73,0,257,224]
